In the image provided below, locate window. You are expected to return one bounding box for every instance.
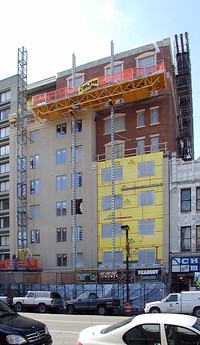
[71,119,82,132]
[102,195,123,211]
[151,136,159,152]
[137,139,145,155]
[56,228,67,242]
[31,230,40,243]
[74,145,83,161]
[104,61,123,76]
[0,199,9,210]
[104,114,125,134]
[0,108,10,121]
[102,166,123,183]
[71,172,82,188]
[0,236,9,246]
[196,225,200,251]
[124,323,160,345]
[56,149,67,164]
[56,124,66,137]
[137,54,156,68]
[56,201,67,216]
[71,226,83,241]
[138,249,155,265]
[181,188,191,212]
[138,191,155,206]
[67,74,84,88]
[165,324,199,345]
[71,199,83,215]
[102,224,122,238]
[17,183,26,198]
[0,126,9,138]
[18,157,26,172]
[138,161,155,177]
[0,90,11,103]
[30,155,40,169]
[0,163,9,174]
[77,253,83,267]
[106,142,124,159]
[0,145,9,156]
[57,254,67,266]
[150,107,159,124]
[30,205,40,220]
[138,220,155,235]
[0,181,9,192]
[30,180,40,194]
[56,175,67,191]
[196,187,200,211]
[136,110,145,127]
[0,217,9,228]
[181,226,191,251]
[101,251,123,267]
[30,130,40,143]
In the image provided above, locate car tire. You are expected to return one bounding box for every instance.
[97,305,107,315]
[67,305,75,314]
[15,302,23,312]
[149,307,160,313]
[38,303,47,313]
[193,306,200,317]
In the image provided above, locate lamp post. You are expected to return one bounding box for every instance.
[121,225,130,302]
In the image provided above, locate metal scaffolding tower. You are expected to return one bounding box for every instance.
[17,47,28,252]
[175,32,194,160]
[71,53,77,269]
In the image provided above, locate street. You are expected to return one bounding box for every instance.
[20,312,127,345]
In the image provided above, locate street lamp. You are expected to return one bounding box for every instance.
[121,225,130,302]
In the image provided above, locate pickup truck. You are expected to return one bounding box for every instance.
[65,291,121,315]
[145,291,200,317]
[13,290,64,313]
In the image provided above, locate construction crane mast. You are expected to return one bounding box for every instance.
[175,32,194,161]
[16,47,28,255]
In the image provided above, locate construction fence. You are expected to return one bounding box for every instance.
[0,282,168,311]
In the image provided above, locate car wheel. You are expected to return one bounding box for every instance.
[38,303,47,313]
[149,307,160,313]
[97,305,107,315]
[67,305,75,314]
[15,302,23,312]
[193,307,200,317]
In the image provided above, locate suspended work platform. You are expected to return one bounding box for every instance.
[32,61,166,121]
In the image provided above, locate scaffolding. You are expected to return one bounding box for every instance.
[175,32,194,160]
[17,47,28,253]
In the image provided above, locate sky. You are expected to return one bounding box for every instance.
[0,0,200,157]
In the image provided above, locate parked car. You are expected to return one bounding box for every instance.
[65,291,121,315]
[0,299,52,344]
[145,290,200,316]
[13,290,64,313]
[0,295,13,307]
[77,313,200,345]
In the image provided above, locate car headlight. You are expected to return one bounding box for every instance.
[6,334,27,344]
[45,325,49,335]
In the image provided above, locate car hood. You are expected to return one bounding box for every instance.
[146,301,161,306]
[0,313,45,333]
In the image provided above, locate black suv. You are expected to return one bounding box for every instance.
[0,299,52,344]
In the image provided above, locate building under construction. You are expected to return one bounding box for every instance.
[0,33,194,289]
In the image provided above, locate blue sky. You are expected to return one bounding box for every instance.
[1,0,199,157]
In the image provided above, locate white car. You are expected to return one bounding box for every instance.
[77,313,200,345]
